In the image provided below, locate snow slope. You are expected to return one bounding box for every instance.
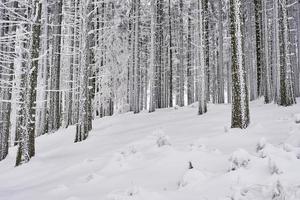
[1,99,300,200]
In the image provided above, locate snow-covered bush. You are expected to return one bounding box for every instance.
[120,145,138,157]
[152,129,171,147]
[268,157,283,175]
[271,180,287,200]
[174,105,179,110]
[282,143,293,152]
[104,145,142,171]
[294,114,300,124]
[228,149,251,171]
[256,138,267,152]
[283,143,300,159]
[224,126,229,133]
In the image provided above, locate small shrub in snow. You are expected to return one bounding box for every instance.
[268,157,283,175]
[296,150,300,159]
[256,138,267,153]
[174,105,179,110]
[282,143,293,153]
[224,126,229,133]
[152,129,171,147]
[271,180,287,200]
[294,114,300,124]
[120,145,138,157]
[188,161,193,169]
[229,149,251,171]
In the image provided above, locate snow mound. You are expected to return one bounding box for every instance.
[107,187,164,200]
[257,142,281,159]
[294,114,300,124]
[188,141,222,154]
[286,128,300,147]
[151,129,171,147]
[188,142,208,152]
[178,168,208,188]
[227,181,300,200]
[228,149,251,171]
[48,184,69,195]
[104,145,143,172]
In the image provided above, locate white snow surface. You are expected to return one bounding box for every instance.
[1,99,300,200]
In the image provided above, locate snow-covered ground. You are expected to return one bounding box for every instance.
[1,99,300,200]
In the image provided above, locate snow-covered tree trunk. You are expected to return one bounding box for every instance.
[133,0,141,114]
[202,0,209,103]
[75,0,92,143]
[16,0,40,166]
[168,0,173,108]
[35,0,50,136]
[262,0,271,104]
[48,0,63,132]
[217,0,225,104]
[177,0,184,107]
[278,0,296,106]
[0,0,11,160]
[197,0,207,115]
[254,0,262,97]
[187,2,194,105]
[230,0,250,129]
[149,0,157,113]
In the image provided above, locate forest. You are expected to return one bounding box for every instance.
[0,0,299,169]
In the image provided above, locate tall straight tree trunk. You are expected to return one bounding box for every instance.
[273,0,281,103]
[203,0,210,102]
[16,0,38,166]
[48,0,63,132]
[0,0,10,160]
[254,0,263,97]
[230,0,250,129]
[75,0,92,142]
[35,0,49,136]
[278,0,296,106]
[217,0,225,103]
[27,0,42,157]
[197,0,207,115]
[297,0,300,97]
[177,0,184,107]
[133,0,141,114]
[168,0,173,108]
[149,0,157,113]
[262,0,271,103]
[187,2,194,105]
